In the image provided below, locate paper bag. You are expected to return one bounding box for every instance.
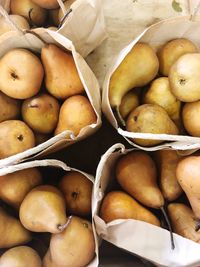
[92,143,200,267]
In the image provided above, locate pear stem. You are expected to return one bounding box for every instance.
[160,206,175,250]
[58,8,73,29]
[57,216,72,232]
[115,106,126,127]
[23,29,48,45]
[195,220,200,232]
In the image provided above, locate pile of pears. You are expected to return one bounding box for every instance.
[100,149,200,246]
[109,38,200,146]
[0,43,97,159]
[0,0,77,35]
[0,167,95,266]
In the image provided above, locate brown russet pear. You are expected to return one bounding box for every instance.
[155,150,182,202]
[109,42,159,109]
[0,15,30,36]
[0,92,21,123]
[0,246,42,267]
[143,77,181,124]
[41,44,84,99]
[59,171,93,217]
[0,120,35,159]
[22,93,60,134]
[169,53,200,102]
[116,151,164,209]
[32,0,64,9]
[0,48,44,99]
[43,216,95,267]
[55,95,97,136]
[0,168,42,209]
[157,38,198,76]
[100,191,160,226]
[10,0,47,26]
[126,104,179,146]
[182,101,200,137]
[119,90,139,119]
[58,0,77,22]
[19,185,68,233]
[0,207,31,248]
[168,203,200,243]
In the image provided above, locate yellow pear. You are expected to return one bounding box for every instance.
[10,0,47,26]
[19,185,68,233]
[0,207,31,248]
[100,191,160,227]
[126,104,179,146]
[0,120,35,159]
[55,95,97,136]
[0,48,44,99]
[119,90,139,119]
[41,44,84,99]
[22,93,60,134]
[109,42,159,109]
[58,0,76,22]
[0,246,42,267]
[32,0,64,9]
[0,168,42,209]
[158,38,198,76]
[182,101,200,137]
[0,92,21,123]
[0,15,30,36]
[169,53,200,102]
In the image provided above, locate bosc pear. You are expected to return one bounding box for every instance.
[0,15,30,36]
[41,44,84,99]
[19,185,68,233]
[109,42,159,109]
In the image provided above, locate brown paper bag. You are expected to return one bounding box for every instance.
[0,158,99,267]
[0,23,101,168]
[92,143,200,267]
[102,2,200,151]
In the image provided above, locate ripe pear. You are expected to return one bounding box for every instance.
[0,92,21,123]
[43,216,95,267]
[169,53,200,102]
[0,168,42,209]
[22,93,60,134]
[0,120,35,159]
[32,0,64,9]
[19,185,68,233]
[58,0,76,22]
[10,0,47,26]
[109,42,159,109]
[0,207,31,248]
[49,8,59,26]
[41,44,84,99]
[126,104,179,146]
[143,77,181,124]
[0,246,42,267]
[157,38,198,76]
[0,48,44,99]
[119,90,139,119]
[168,203,200,243]
[154,150,182,202]
[0,15,30,36]
[55,95,97,136]
[182,101,200,137]
[59,171,93,217]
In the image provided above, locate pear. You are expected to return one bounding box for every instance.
[182,101,200,137]
[109,42,159,109]
[169,53,200,102]
[0,120,35,159]
[19,185,68,233]
[168,203,200,243]
[0,48,44,100]
[154,150,182,202]
[49,8,59,26]
[0,246,42,267]
[0,15,30,36]
[32,0,64,9]
[43,216,95,267]
[119,90,139,119]
[22,93,60,134]
[10,0,47,26]
[126,104,179,146]
[0,168,42,209]
[41,44,84,99]
[58,0,76,22]
[157,38,198,76]
[100,190,160,226]
[143,77,181,124]
[0,92,21,123]
[0,207,31,248]
[55,95,97,136]
[59,171,93,217]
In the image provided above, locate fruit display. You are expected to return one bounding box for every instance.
[0,161,96,267]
